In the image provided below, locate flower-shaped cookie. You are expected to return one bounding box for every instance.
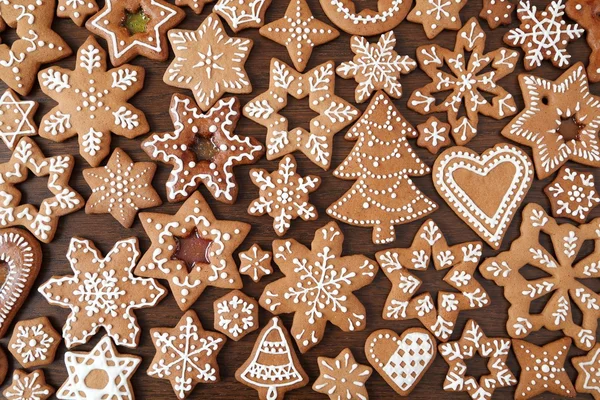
[545,167,600,222]
[8,317,61,368]
[238,244,273,282]
[3,370,54,400]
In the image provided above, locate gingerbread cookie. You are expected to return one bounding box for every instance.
[83,148,161,227]
[0,0,71,95]
[143,94,263,203]
[239,244,273,282]
[337,31,416,103]
[0,347,7,385]
[433,144,534,249]
[567,0,600,82]
[573,344,600,399]
[135,192,249,310]
[259,0,338,72]
[176,0,213,14]
[408,18,519,145]
[502,63,600,179]
[480,203,600,350]
[148,310,226,399]
[9,317,61,368]
[248,155,321,236]
[0,228,42,338]
[313,348,372,399]
[38,237,166,348]
[545,167,600,223]
[236,317,308,399]
[0,89,38,151]
[86,0,185,66]
[58,0,98,26]
[376,220,488,341]
[365,328,435,396]
[58,335,140,399]
[407,0,466,38]
[3,370,54,400]
[327,92,437,244]
[439,320,516,398]
[513,338,576,399]
[480,0,514,29]
[39,36,148,167]
[164,14,253,112]
[416,116,451,154]
[214,290,258,341]
[318,0,411,35]
[260,222,378,353]
[505,0,583,70]
[214,0,272,32]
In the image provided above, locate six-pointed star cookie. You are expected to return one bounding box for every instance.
[58,0,99,26]
[8,317,61,368]
[86,0,185,66]
[143,94,264,203]
[3,370,54,400]
[313,348,372,400]
[38,237,166,348]
[57,336,140,399]
[0,89,38,151]
[238,244,273,282]
[407,0,467,38]
[573,344,600,399]
[164,14,253,112]
[83,148,162,228]
[259,0,338,72]
[135,192,250,311]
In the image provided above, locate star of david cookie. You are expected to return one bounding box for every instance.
[0,89,38,151]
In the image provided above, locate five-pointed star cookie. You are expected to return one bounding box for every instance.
[566,0,600,82]
[259,0,338,72]
[164,14,253,112]
[480,0,514,29]
[58,336,140,400]
[142,94,263,203]
[86,0,185,66]
[148,310,226,399]
[176,0,214,14]
[244,58,359,169]
[3,370,54,400]
[502,62,600,179]
[135,192,250,311]
[38,36,149,167]
[513,337,576,399]
[407,0,467,38]
[83,148,162,228]
[0,89,38,150]
[573,344,600,399]
[313,348,372,400]
[58,0,99,26]
[38,237,166,348]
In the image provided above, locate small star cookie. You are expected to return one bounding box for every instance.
[573,344,600,399]
[176,0,214,13]
[416,116,451,154]
[407,0,467,38]
[9,317,61,368]
[480,0,514,29]
[0,89,38,151]
[238,244,273,282]
[313,349,372,399]
[58,0,99,26]
[3,370,54,400]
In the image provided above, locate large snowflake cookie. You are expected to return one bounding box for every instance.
[214,0,272,32]
[566,0,600,82]
[505,0,583,70]
[407,0,467,38]
[135,192,250,311]
[573,343,600,399]
[408,18,519,145]
[376,220,488,341]
[148,310,226,399]
[501,62,600,179]
[38,237,166,348]
[545,166,600,223]
[143,94,263,204]
[57,0,98,26]
[327,91,437,244]
[260,221,378,353]
[480,203,600,350]
[313,348,372,400]
[0,137,84,243]
[8,317,61,368]
[0,89,38,151]
[214,290,258,341]
[244,58,359,170]
[38,36,149,167]
[3,370,54,400]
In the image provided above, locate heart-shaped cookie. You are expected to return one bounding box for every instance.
[0,228,42,338]
[365,328,436,395]
[433,144,533,249]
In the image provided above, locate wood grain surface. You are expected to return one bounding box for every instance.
[1,0,599,398]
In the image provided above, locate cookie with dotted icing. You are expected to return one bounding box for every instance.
[433,143,534,249]
[407,0,466,38]
[544,166,600,223]
[8,317,61,368]
[480,0,514,29]
[566,0,600,82]
[176,0,214,14]
[213,290,258,341]
[573,344,600,399]
[3,370,54,400]
[313,348,372,400]
[214,0,272,32]
[238,244,273,282]
[365,327,435,395]
[57,0,99,26]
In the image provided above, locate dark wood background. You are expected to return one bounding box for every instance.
[1,0,599,398]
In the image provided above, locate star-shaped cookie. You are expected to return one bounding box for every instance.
[259,0,338,71]
[313,348,372,400]
[142,94,263,203]
[135,192,250,311]
[58,0,99,26]
[164,14,253,112]
[176,0,214,13]
[566,0,600,82]
[238,244,273,282]
[0,89,38,150]
[407,0,467,38]
[480,0,514,29]
[3,370,54,400]
[83,148,162,228]
[38,237,166,348]
[573,344,600,399]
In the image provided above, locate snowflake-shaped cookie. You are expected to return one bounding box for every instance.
[3,370,54,400]
[376,220,488,341]
[439,320,516,399]
[480,0,514,29]
[245,59,359,169]
[545,167,600,223]
[408,18,519,145]
[8,317,61,368]
[0,89,38,151]
[38,36,149,167]
[148,310,226,399]
[38,237,166,348]
[407,0,467,38]
[481,203,600,350]
[164,14,253,112]
[260,222,378,353]
[57,0,99,26]
[505,0,583,70]
[313,348,372,400]
[337,31,416,103]
[214,290,258,341]
[214,0,272,32]
[143,94,263,203]
[416,116,452,154]
[239,244,273,282]
[248,155,321,236]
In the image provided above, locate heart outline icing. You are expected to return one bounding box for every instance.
[433,143,534,249]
